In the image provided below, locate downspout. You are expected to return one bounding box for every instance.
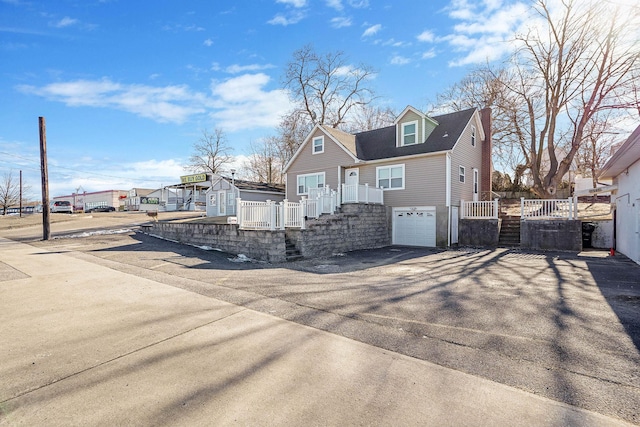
[446,152,451,247]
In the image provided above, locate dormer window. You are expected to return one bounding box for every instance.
[401,121,418,146]
[312,136,324,154]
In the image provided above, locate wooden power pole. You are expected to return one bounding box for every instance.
[19,170,23,218]
[39,117,51,240]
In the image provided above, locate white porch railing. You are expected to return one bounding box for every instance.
[521,197,577,220]
[341,183,384,205]
[236,183,384,231]
[461,199,499,219]
[308,187,339,215]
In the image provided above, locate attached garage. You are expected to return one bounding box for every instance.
[392,207,437,247]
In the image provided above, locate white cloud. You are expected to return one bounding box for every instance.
[203,38,213,46]
[442,0,530,66]
[17,79,206,123]
[47,158,188,196]
[417,30,435,43]
[52,16,78,28]
[390,55,411,65]
[209,73,290,131]
[225,63,276,74]
[267,11,305,26]
[348,0,369,7]
[17,73,291,133]
[326,0,343,10]
[276,0,307,7]
[422,49,436,59]
[330,16,351,28]
[362,24,381,37]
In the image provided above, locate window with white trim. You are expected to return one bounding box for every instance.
[312,136,324,154]
[297,172,325,195]
[459,166,466,183]
[227,192,235,206]
[471,125,476,147]
[377,164,405,190]
[401,121,418,146]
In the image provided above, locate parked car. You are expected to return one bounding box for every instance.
[86,205,116,213]
[50,200,73,214]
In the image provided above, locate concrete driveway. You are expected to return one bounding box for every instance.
[1,216,639,425]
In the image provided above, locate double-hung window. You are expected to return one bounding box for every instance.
[312,136,324,154]
[401,121,418,146]
[471,126,476,147]
[459,166,466,183]
[297,172,325,195]
[377,164,404,190]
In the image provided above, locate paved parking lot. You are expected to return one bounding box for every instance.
[20,226,640,425]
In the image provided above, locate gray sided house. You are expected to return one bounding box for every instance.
[284,106,492,247]
[206,176,285,217]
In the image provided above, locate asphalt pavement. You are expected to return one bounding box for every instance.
[1,213,639,425]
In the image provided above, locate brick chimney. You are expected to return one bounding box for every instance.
[480,107,492,200]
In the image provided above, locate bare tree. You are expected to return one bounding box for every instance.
[434,66,529,181]
[505,0,640,197]
[574,111,620,186]
[435,1,639,198]
[185,128,233,175]
[345,104,396,133]
[0,171,20,215]
[283,44,377,129]
[244,137,285,184]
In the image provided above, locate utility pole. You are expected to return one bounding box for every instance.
[39,117,50,240]
[19,170,23,218]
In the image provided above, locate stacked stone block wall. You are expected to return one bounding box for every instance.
[288,203,390,257]
[147,223,287,263]
[144,203,390,262]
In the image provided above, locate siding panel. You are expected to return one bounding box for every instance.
[286,128,357,200]
[450,112,483,205]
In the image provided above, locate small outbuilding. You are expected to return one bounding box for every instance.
[205,176,285,218]
[599,124,640,265]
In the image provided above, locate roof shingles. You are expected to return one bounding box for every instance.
[354,107,476,161]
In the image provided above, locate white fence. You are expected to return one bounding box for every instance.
[341,183,384,205]
[236,183,385,230]
[521,197,577,220]
[237,199,308,230]
[461,199,499,219]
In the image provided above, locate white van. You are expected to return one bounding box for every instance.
[50,200,73,214]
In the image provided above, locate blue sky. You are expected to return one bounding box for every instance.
[1,0,541,197]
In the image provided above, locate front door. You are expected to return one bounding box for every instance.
[345,168,359,186]
[218,191,226,215]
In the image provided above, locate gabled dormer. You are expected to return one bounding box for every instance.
[394,105,438,148]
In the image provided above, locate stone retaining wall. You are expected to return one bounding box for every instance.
[458,219,501,246]
[287,203,390,257]
[146,222,287,263]
[143,203,390,262]
[520,220,582,251]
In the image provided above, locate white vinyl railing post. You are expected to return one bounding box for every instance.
[237,198,243,229]
[520,197,525,219]
[278,201,285,230]
[461,200,466,219]
[493,198,499,219]
[364,183,369,204]
[266,200,274,231]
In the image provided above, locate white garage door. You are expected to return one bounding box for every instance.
[393,207,436,247]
